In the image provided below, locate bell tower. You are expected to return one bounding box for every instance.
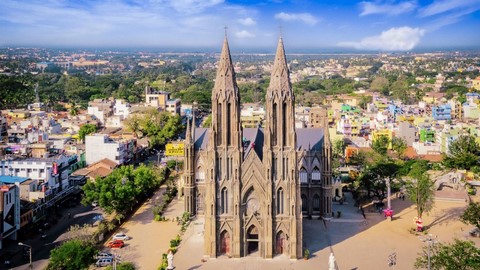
[263,37,302,259]
[204,34,243,258]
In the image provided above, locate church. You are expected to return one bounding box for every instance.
[182,35,333,259]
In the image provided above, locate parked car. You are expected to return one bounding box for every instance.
[107,240,124,248]
[95,258,113,267]
[96,252,114,259]
[112,233,130,241]
[470,228,480,237]
[91,201,98,207]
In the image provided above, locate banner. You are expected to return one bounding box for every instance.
[165,143,185,156]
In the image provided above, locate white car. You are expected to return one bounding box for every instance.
[96,252,113,259]
[112,233,130,241]
[95,258,113,267]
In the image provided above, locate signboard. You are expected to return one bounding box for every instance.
[165,143,185,156]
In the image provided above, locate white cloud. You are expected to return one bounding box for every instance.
[420,0,480,17]
[338,26,425,51]
[238,17,256,26]
[168,0,225,13]
[274,12,318,25]
[359,1,417,16]
[235,30,255,38]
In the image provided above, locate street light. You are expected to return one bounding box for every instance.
[419,234,438,270]
[18,242,32,270]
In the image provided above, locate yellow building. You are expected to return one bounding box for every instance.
[240,115,264,128]
[473,76,480,91]
[372,129,393,149]
[7,110,31,119]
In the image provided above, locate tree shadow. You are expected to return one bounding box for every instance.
[425,204,465,229]
[303,192,413,255]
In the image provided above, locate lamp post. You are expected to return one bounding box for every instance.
[18,242,32,270]
[419,234,437,270]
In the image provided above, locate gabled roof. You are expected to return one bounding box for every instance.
[194,128,209,151]
[243,128,264,160]
[296,128,324,151]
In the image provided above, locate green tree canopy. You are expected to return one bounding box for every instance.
[82,165,162,218]
[461,202,480,230]
[391,137,407,159]
[372,135,390,156]
[414,239,480,270]
[47,240,97,270]
[355,161,399,201]
[78,124,97,142]
[443,135,480,170]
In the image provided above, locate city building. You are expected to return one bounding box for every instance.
[183,37,332,259]
[85,134,135,165]
[0,176,21,250]
[432,104,452,121]
[472,76,480,91]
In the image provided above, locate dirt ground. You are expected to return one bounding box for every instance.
[173,192,480,270]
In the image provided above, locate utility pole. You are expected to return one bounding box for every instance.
[420,234,438,270]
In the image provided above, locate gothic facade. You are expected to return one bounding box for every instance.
[183,36,332,259]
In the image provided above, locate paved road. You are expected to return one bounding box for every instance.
[3,201,102,270]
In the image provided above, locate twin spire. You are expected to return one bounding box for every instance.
[215,34,292,99]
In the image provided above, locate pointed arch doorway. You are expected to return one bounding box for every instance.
[275,231,287,256]
[246,225,259,255]
[220,230,231,255]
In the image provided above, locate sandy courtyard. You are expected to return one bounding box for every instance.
[174,192,480,270]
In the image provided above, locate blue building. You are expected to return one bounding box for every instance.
[432,104,452,121]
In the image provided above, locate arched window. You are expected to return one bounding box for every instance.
[221,188,228,214]
[313,194,321,211]
[272,103,277,146]
[276,188,284,214]
[301,194,308,212]
[216,103,222,145]
[300,167,308,183]
[195,167,205,182]
[312,167,321,182]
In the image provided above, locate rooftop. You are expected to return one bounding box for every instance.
[0,175,30,184]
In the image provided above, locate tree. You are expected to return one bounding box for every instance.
[372,135,389,156]
[78,123,97,142]
[443,135,480,170]
[124,114,142,138]
[414,239,480,270]
[406,171,435,218]
[461,202,480,230]
[355,161,399,201]
[391,76,411,103]
[47,240,97,270]
[391,137,407,159]
[107,262,136,270]
[202,114,212,128]
[82,165,162,218]
[370,76,389,93]
[358,95,373,110]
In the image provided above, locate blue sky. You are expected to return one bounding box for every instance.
[1,0,479,51]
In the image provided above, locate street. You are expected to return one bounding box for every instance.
[3,200,102,270]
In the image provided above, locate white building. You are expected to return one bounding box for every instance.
[0,155,73,196]
[114,99,131,119]
[0,177,21,250]
[85,134,135,165]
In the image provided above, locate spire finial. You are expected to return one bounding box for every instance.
[279,25,283,39]
[224,26,228,37]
